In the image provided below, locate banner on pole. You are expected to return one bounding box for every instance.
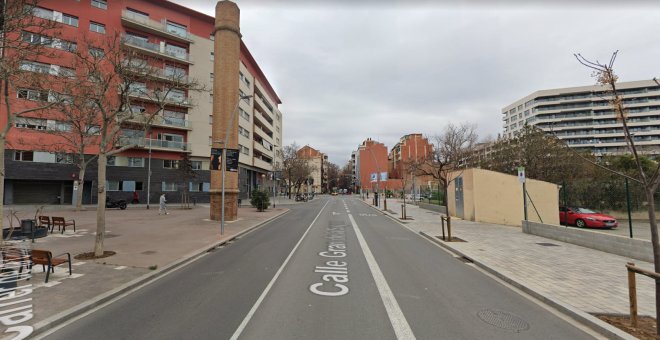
[225,149,240,172]
[210,148,222,171]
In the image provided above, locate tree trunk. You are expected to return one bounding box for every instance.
[75,163,87,211]
[645,188,660,335]
[0,139,5,244]
[94,152,107,257]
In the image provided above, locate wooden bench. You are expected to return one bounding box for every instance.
[51,217,75,234]
[30,249,72,283]
[38,216,51,230]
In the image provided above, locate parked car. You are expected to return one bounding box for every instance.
[559,207,618,229]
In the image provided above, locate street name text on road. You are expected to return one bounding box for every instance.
[310,224,350,297]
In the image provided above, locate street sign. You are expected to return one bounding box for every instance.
[380,172,388,181]
[225,149,240,172]
[517,166,525,183]
[210,148,222,170]
[370,173,377,182]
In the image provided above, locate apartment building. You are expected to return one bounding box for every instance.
[2,0,283,204]
[388,133,434,195]
[296,145,328,193]
[502,80,660,156]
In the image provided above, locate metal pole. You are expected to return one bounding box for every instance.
[220,147,225,235]
[626,178,633,238]
[273,178,276,208]
[523,181,528,221]
[146,139,152,209]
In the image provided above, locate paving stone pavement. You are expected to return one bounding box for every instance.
[367,198,656,317]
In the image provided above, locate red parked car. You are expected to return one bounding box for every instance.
[559,207,618,229]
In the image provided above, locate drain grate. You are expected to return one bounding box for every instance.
[477,309,529,332]
[536,242,559,247]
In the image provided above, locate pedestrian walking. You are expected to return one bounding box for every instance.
[159,193,169,215]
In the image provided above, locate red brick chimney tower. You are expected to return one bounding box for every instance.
[211,1,241,221]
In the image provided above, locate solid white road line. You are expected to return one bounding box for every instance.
[230,200,331,340]
[348,213,416,340]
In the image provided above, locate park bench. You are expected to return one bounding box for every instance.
[38,216,51,230]
[30,249,72,283]
[51,217,75,234]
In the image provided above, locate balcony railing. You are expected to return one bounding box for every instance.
[121,35,193,64]
[126,89,193,107]
[121,10,194,43]
[117,137,191,152]
[127,114,191,130]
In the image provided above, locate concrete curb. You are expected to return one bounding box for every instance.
[32,209,290,337]
[356,199,635,340]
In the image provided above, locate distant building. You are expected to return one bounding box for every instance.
[297,145,328,193]
[389,134,434,195]
[502,80,660,156]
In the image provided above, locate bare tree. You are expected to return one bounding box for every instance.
[576,51,660,333]
[418,123,478,226]
[278,143,315,199]
[56,33,203,256]
[0,0,66,242]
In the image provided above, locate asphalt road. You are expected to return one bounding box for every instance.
[44,197,595,339]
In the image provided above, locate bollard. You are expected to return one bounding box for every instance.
[447,215,452,241]
[441,216,446,241]
[627,262,638,328]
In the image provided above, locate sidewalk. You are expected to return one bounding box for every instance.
[362,198,655,318]
[1,204,288,336]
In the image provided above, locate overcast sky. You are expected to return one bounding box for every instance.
[173,0,660,165]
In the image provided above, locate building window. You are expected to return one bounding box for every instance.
[107,156,116,166]
[32,7,54,20]
[166,21,188,37]
[107,180,120,191]
[163,160,179,169]
[14,151,34,162]
[19,60,50,74]
[55,153,74,164]
[238,125,249,138]
[208,137,212,146]
[239,108,250,121]
[209,93,213,103]
[192,161,202,170]
[165,44,186,59]
[239,72,250,87]
[91,0,107,10]
[189,182,203,192]
[210,73,214,81]
[239,144,249,155]
[17,88,49,102]
[162,182,177,191]
[15,117,47,130]
[210,52,214,61]
[202,183,210,192]
[62,14,79,27]
[89,47,105,58]
[90,22,106,34]
[128,157,144,167]
[208,115,213,124]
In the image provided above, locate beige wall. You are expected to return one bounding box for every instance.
[188,34,282,172]
[448,168,559,227]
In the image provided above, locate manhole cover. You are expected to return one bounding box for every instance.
[536,242,559,247]
[477,309,529,332]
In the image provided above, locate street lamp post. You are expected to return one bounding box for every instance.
[217,94,252,235]
[146,138,152,209]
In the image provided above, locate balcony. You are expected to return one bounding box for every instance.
[123,62,189,84]
[253,141,273,155]
[127,90,194,108]
[121,10,194,44]
[253,157,273,171]
[117,137,191,152]
[121,35,193,65]
[126,114,191,130]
